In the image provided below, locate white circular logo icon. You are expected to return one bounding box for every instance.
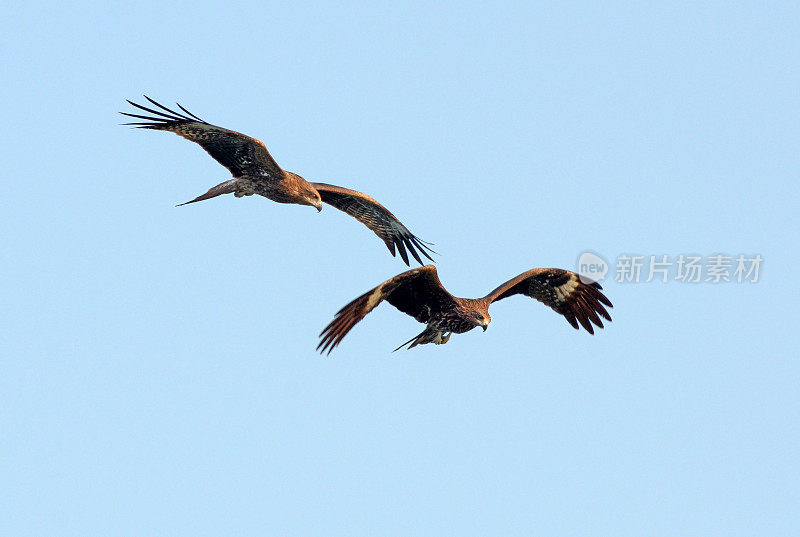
[577,251,609,284]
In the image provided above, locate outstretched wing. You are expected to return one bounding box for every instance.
[485,269,613,334]
[312,183,436,266]
[318,265,456,354]
[121,96,283,178]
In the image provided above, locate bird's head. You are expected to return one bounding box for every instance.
[288,173,323,212]
[300,183,322,212]
[307,190,323,212]
[472,311,491,331]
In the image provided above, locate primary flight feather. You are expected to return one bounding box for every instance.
[318,265,613,354]
[121,96,434,265]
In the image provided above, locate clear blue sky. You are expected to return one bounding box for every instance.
[2,2,798,535]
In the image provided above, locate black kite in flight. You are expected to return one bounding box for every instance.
[318,265,612,354]
[121,97,434,265]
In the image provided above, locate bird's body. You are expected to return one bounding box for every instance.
[230,172,312,205]
[318,265,612,354]
[122,97,434,265]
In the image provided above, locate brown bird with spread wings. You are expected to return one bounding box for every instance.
[121,97,434,265]
[318,265,612,354]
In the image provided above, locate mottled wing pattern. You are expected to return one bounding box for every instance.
[486,269,613,334]
[312,183,435,266]
[318,265,456,354]
[121,96,283,178]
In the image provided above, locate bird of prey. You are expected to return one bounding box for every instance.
[121,97,435,265]
[318,265,612,354]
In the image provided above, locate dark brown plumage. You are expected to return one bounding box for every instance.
[121,96,434,265]
[318,265,612,354]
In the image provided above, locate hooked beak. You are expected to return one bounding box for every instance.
[314,201,322,212]
[482,325,488,332]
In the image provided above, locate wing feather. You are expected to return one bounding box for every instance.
[317,265,455,354]
[121,96,283,178]
[312,183,436,267]
[485,268,613,334]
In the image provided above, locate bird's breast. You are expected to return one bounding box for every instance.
[235,178,258,197]
[248,178,295,204]
[435,313,478,334]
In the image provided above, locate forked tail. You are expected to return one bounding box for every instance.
[392,326,441,352]
[176,179,240,206]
